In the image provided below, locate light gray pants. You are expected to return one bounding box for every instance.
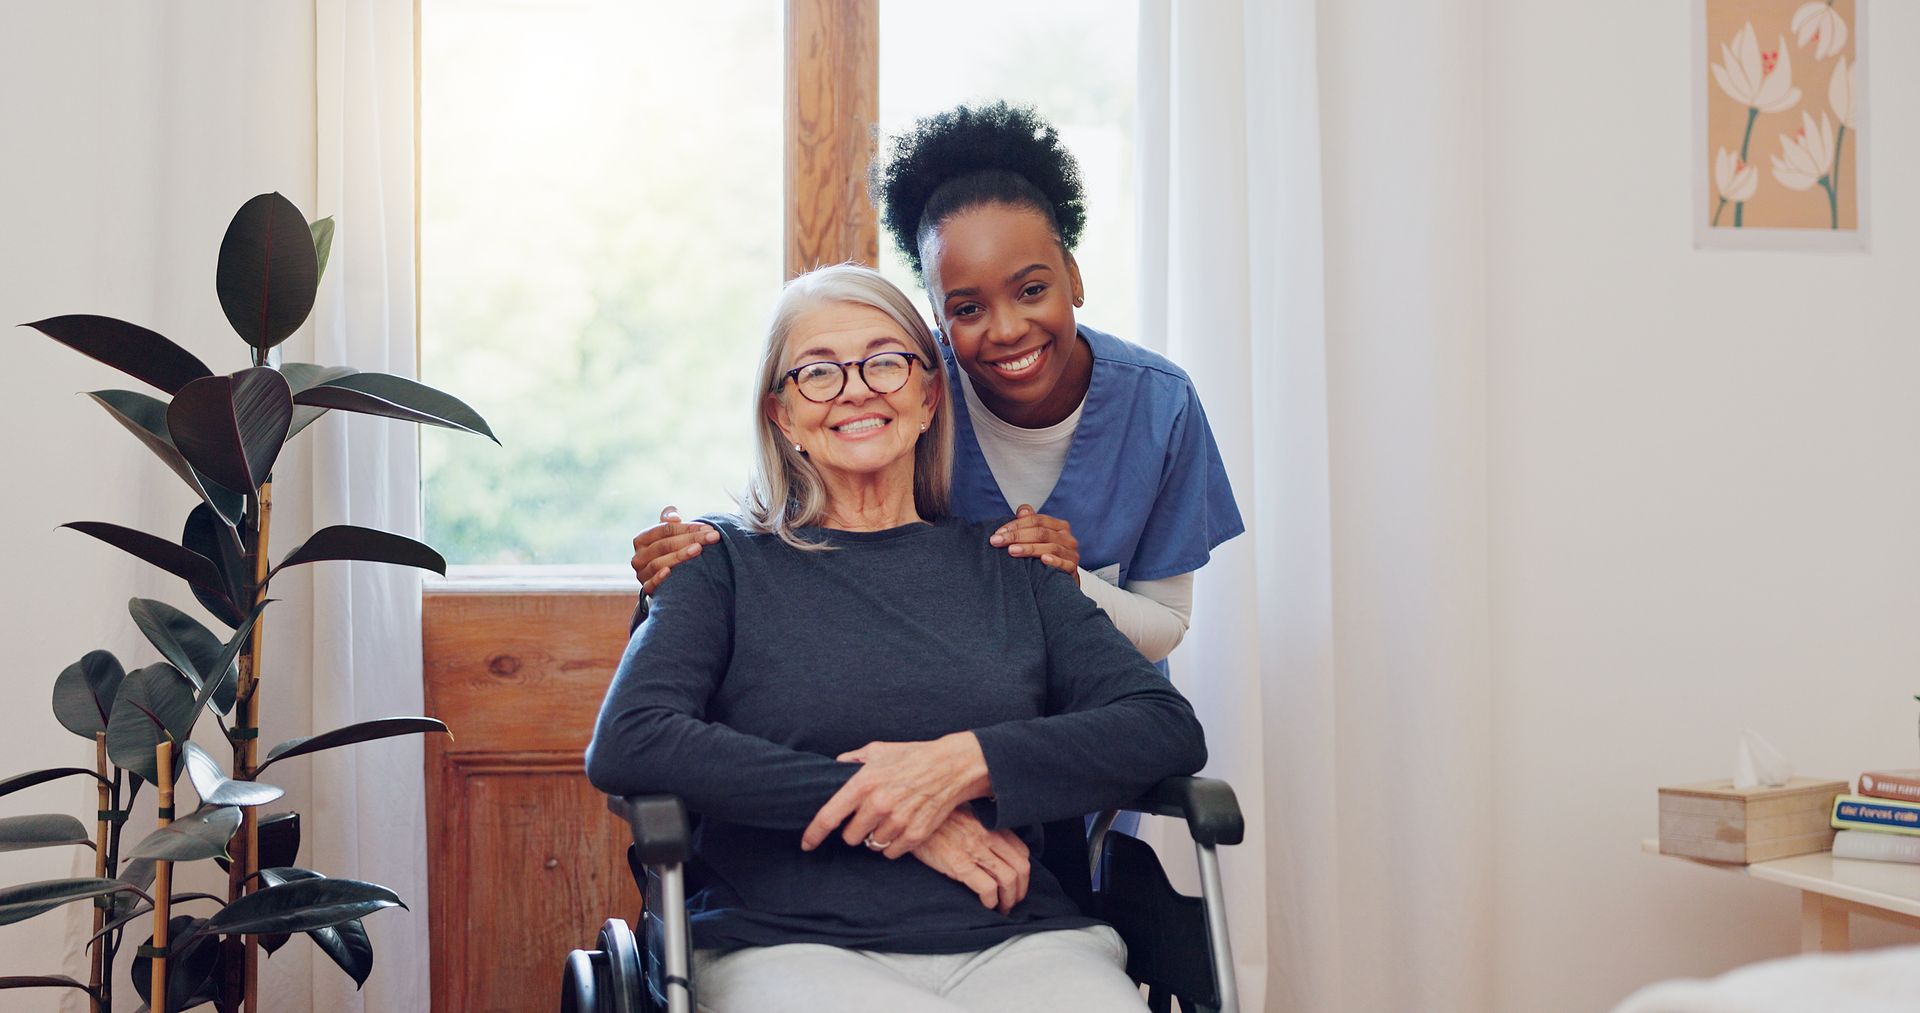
[692,925,1148,1012]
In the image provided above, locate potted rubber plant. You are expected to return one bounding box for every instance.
[0,191,495,1011]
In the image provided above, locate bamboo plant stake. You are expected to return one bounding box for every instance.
[244,479,270,1013]
[151,740,175,1013]
[90,732,109,1013]
[222,479,272,1013]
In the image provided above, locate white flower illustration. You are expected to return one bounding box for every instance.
[1770,111,1837,191]
[1712,24,1802,113]
[1829,55,1856,129]
[1792,2,1849,61]
[1715,147,1758,203]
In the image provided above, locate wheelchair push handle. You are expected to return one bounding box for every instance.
[608,794,691,865]
[1124,776,1244,847]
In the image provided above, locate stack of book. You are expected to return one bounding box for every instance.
[1831,770,1920,864]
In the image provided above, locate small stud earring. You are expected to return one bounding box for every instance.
[919,422,928,432]
[793,443,803,453]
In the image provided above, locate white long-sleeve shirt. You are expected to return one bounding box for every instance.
[961,375,1195,662]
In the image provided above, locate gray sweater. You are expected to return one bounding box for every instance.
[585,515,1206,953]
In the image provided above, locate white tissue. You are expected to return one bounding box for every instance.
[1733,729,1792,789]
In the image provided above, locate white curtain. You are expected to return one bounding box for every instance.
[298,0,431,1010]
[1137,2,1492,1011]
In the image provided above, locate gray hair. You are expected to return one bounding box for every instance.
[742,263,953,549]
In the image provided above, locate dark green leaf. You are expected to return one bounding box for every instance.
[0,813,92,853]
[314,912,374,986]
[216,810,299,873]
[260,811,301,867]
[62,523,233,608]
[52,649,125,739]
[281,362,357,393]
[129,598,238,715]
[132,915,221,1010]
[258,717,449,774]
[0,877,133,926]
[90,901,152,943]
[106,664,197,782]
[182,504,248,628]
[270,526,445,579]
[182,743,282,808]
[201,878,403,936]
[125,805,240,863]
[0,975,91,992]
[217,192,319,350]
[310,217,336,285]
[187,604,263,723]
[167,368,293,495]
[256,868,371,980]
[0,767,110,799]
[119,857,156,894]
[294,372,497,443]
[281,363,359,439]
[20,315,213,394]
[255,867,320,955]
[87,390,245,525]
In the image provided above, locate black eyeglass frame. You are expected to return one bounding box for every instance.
[775,351,930,403]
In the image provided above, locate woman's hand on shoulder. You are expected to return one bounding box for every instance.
[905,806,1030,915]
[799,733,993,859]
[631,505,720,594]
[989,504,1080,586]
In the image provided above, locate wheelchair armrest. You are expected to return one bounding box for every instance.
[607,793,691,865]
[1122,776,1244,847]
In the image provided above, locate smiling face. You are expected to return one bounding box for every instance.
[922,203,1090,429]
[766,301,940,492]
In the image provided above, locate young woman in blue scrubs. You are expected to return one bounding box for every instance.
[632,102,1242,665]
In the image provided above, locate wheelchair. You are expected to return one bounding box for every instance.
[560,776,1244,1013]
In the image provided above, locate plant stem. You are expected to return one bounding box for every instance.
[103,769,124,1011]
[90,734,108,1013]
[1735,106,1758,228]
[1830,125,1848,229]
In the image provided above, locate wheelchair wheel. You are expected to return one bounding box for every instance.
[560,919,645,1013]
[560,947,606,1013]
[597,918,646,1013]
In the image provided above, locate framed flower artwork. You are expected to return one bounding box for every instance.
[1694,0,1868,250]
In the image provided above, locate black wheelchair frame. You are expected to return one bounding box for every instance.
[561,776,1244,1013]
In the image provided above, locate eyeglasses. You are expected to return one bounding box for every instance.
[777,351,927,403]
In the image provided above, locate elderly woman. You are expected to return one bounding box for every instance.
[584,264,1207,1013]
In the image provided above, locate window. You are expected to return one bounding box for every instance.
[877,2,1139,342]
[421,0,784,568]
[421,0,1138,571]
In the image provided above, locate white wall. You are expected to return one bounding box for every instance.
[1486,1,1920,1009]
[0,6,314,1010]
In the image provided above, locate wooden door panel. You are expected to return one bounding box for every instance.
[424,592,640,1013]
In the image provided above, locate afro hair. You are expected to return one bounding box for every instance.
[875,102,1087,278]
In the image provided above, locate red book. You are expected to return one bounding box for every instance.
[1857,770,1920,802]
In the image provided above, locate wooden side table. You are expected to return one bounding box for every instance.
[1643,839,1920,951]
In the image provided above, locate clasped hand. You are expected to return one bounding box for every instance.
[798,733,1026,911]
[801,732,993,858]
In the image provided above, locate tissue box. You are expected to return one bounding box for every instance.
[1658,777,1850,864]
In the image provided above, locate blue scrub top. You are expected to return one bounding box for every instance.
[941,323,1245,587]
